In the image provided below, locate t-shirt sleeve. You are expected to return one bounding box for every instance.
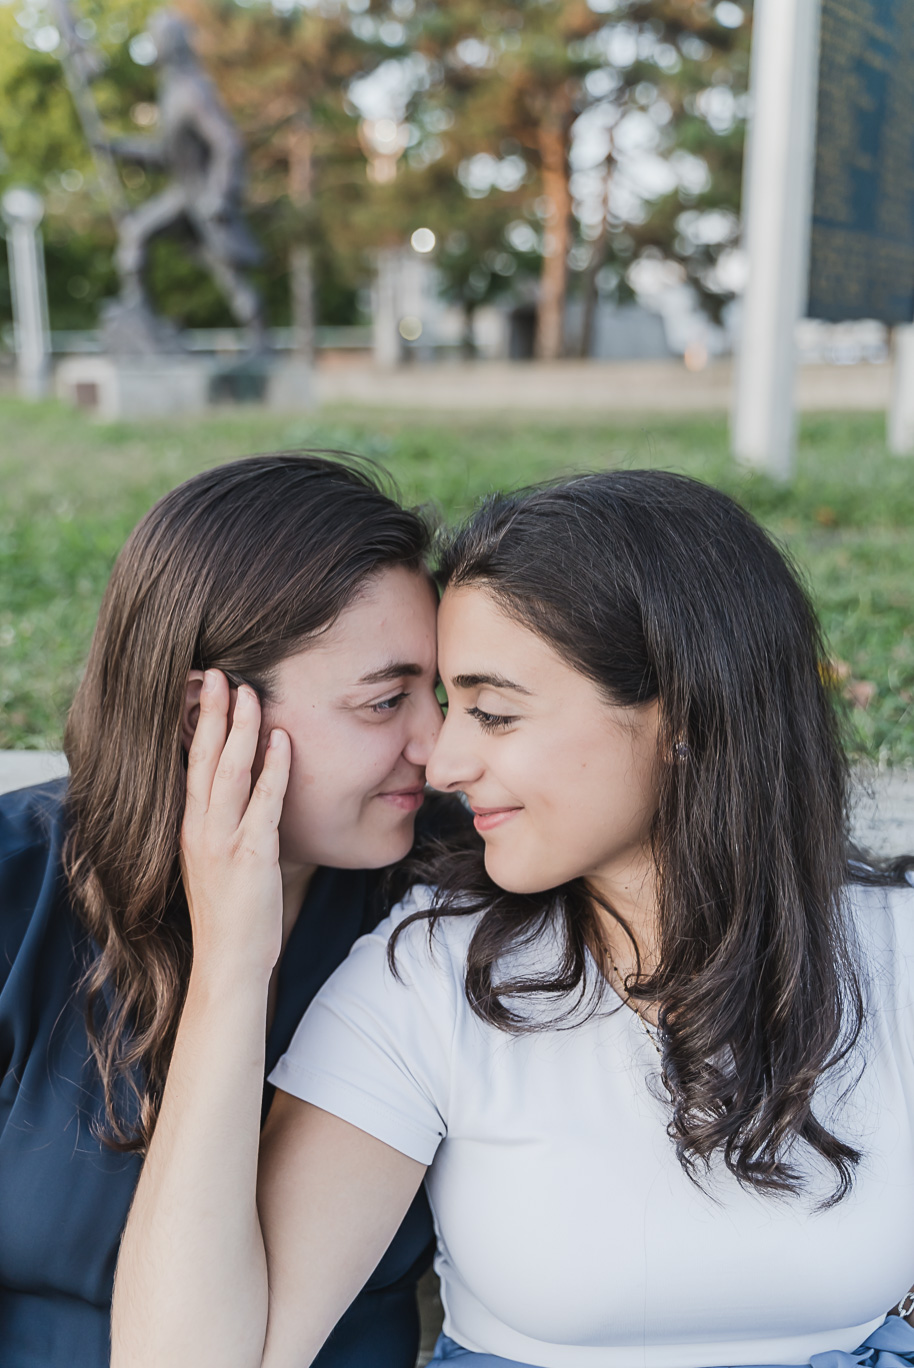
[852,873,914,1071]
[268,886,458,1165]
[884,874,914,1039]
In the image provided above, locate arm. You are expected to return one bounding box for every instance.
[258,1097,425,1366]
[111,932,273,1368]
[106,135,167,166]
[111,676,281,1367]
[187,98,241,215]
[112,675,425,1368]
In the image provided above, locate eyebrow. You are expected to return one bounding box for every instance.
[450,672,532,695]
[357,661,425,685]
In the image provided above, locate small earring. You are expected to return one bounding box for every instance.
[673,740,689,760]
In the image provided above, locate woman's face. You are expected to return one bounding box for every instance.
[427,585,660,899]
[264,566,441,874]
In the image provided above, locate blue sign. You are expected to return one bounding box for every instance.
[808,0,914,323]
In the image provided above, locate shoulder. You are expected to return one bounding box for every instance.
[0,780,70,986]
[352,885,481,996]
[845,873,914,946]
[0,779,66,863]
[845,874,914,1010]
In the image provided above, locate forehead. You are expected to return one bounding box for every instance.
[437,586,567,687]
[275,566,437,697]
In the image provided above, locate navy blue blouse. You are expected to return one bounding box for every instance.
[0,781,436,1367]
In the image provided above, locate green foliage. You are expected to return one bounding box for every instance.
[1,398,911,768]
[0,0,752,340]
[391,0,752,348]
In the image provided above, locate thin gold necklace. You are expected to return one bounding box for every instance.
[605,953,662,1058]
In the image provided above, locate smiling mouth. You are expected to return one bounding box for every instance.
[376,786,425,812]
[470,806,522,832]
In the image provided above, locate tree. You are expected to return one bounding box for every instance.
[384,0,751,358]
[584,1,751,349]
[396,0,614,359]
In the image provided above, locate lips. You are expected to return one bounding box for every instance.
[471,805,522,832]
[376,786,425,812]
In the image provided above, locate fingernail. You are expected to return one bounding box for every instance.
[203,670,217,692]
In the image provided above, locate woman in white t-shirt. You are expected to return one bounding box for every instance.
[113,470,914,1368]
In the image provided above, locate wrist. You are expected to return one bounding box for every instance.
[186,953,273,1005]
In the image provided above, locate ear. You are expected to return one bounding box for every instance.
[182,670,205,754]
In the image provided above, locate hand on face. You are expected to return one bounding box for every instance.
[181,671,291,982]
[181,566,442,948]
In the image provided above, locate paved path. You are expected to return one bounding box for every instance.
[1,751,912,855]
[315,358,894,414]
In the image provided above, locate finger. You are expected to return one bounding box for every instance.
[242,729,291,839]
[207,684,264,828]
[185,669,230,818]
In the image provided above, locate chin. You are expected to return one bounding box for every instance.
[483,849,557,896]
[285,811,419,872]
[345,817,418,871]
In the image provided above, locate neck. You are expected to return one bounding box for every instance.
[266,862,317,1037]
[279,861,317,956]
[588,847,659,978]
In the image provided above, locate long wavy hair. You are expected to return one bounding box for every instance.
[395,469,909,1203]
[64,452,430,1152]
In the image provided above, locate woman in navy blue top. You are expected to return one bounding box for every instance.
[0,453,447,1367]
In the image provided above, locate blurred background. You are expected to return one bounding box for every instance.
[2,0,755,363]
[0,0,912,801]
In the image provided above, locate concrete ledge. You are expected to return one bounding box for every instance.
[851,768,914,858]
[0,751,68,794]
[56,355,314,420]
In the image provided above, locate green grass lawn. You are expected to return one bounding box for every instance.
[1,397,912,764]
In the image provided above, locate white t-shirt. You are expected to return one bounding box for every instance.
[268,880,914,1368]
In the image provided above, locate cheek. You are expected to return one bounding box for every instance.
[522,734,596,816]
[287,720,405,807]
[516,731,648,847]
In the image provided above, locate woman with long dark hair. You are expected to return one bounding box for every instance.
[114,470,914,1368]
[0,453,447,1367]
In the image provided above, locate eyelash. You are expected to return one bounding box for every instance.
[466,705,517,732]
[370,691,408,715]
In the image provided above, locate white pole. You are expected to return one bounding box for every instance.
[372,248,402,369]
[2,188,51,400]
[732,0,822,482]
[888,325,914,456]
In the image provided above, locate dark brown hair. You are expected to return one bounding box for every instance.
[64,452,429,1151]
[396,469,908,1203]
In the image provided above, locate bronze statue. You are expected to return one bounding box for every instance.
[60,8,265,351]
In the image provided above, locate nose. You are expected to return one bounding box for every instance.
[425,706,483,793]
[402,680,444,769]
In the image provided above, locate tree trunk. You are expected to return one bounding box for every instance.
[462,299,478,358]
[289,245,314,362]
[535,118,573,361]
[577,155,613,359]
[287,115,315,363]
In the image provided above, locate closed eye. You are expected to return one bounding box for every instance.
[466,705,517,732]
